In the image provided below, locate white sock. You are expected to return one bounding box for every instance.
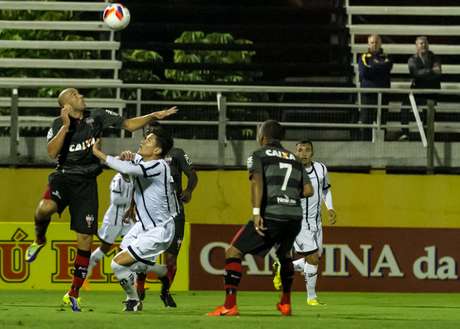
[87,247,106,278]
[111,259,138,301]
[293,258,306,272]
[304,262,318,300]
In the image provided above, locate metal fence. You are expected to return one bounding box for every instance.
[1,82,459,170]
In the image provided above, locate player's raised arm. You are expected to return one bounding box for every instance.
[122,106,178,132]
[92,140,144,177]
[47,105,71,159]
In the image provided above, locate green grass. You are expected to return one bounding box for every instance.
[1,290,460,329]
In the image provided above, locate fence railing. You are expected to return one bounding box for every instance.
[1,83,459,170]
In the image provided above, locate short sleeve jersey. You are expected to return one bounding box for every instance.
[47,108,123,176]
[165,147,194,197]
[247,142,310,221]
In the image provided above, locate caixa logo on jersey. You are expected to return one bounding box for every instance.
[0,228,31,282]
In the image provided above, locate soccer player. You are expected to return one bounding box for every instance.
[136,144,198,307]
[86,173,134,279]
[274,140,337,306]
[24,88,177,311]
[208,120,313,317]
[92,126,179,312]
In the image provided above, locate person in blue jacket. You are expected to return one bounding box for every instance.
[358,34,393,140]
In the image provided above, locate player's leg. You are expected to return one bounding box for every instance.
[25,199,58,262]
[208,220,269,316]
[137,214,184,305]
[274,219,302,316]
[26,173,66,262]
[119,220,175,311]
[304,228,324,305]
[87,241,112,278]
[63,178,98,311]
[304,252,320,305]
[88,217,122,278]
[111,250,142,312]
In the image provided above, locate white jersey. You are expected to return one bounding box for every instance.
[106,155,179,230]
[98,173,134,244]
[104,173,134,226]
[301,161,331,231]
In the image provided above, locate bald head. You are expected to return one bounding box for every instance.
[368,34,382,54]
[57,88,85,111]
[58,88,76,107]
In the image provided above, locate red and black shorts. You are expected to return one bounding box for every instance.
[231,218,301,260]
[43,172,98,235]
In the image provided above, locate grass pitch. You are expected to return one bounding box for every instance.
[1,290,459,329]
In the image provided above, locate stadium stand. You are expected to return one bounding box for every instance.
[347,0,460,140]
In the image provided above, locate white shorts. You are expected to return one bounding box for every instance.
[98,220,133,245]
[120,220,175,265]
[293,222,323,256]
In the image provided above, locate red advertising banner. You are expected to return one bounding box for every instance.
[190,224,460,292]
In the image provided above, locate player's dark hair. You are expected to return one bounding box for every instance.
[260,120,284,141]
[145,125,173,157]
[296,140,314,150]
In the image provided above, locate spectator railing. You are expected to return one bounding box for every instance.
[0,82,459,171]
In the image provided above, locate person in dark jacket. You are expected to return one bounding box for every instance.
[358,34,393,140]
[400,36,442,139]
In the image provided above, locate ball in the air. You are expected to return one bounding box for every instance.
[103,3,130,31]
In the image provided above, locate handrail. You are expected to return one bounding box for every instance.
[0,81,459,95]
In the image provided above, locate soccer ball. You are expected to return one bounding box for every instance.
[103,3,130,31]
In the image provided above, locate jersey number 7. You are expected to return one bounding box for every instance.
[279,162,292,191]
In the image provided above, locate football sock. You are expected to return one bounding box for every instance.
[87,247,105,278]
[304,262,318,300]
[68,249,90,298]
[136,272,147,294]
[112,260,138,300]
[293,257,306,272]
[224,258,242,308]
[34,216,50,245]
[166,257,178,286]
[279,258,294,305]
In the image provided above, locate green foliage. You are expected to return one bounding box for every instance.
[164,31,257,100]
[120,49,163,84]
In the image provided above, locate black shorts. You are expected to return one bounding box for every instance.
[231,218,301,259]
[44,172,98,235]
[165,211,185,256]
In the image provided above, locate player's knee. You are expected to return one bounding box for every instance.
[111,258,125,273]
[35,199,57,219]
[306,254,319,265]
[100,242,112,254]
[225,245,242,259]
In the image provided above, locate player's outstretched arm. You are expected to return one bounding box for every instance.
[122,106,178,132]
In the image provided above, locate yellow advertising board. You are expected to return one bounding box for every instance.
[0,222,189,291]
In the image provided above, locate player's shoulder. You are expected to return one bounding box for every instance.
[313,161,328,172]
[89,108,119,118]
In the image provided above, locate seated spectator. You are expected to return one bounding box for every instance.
[358,34,393,141]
